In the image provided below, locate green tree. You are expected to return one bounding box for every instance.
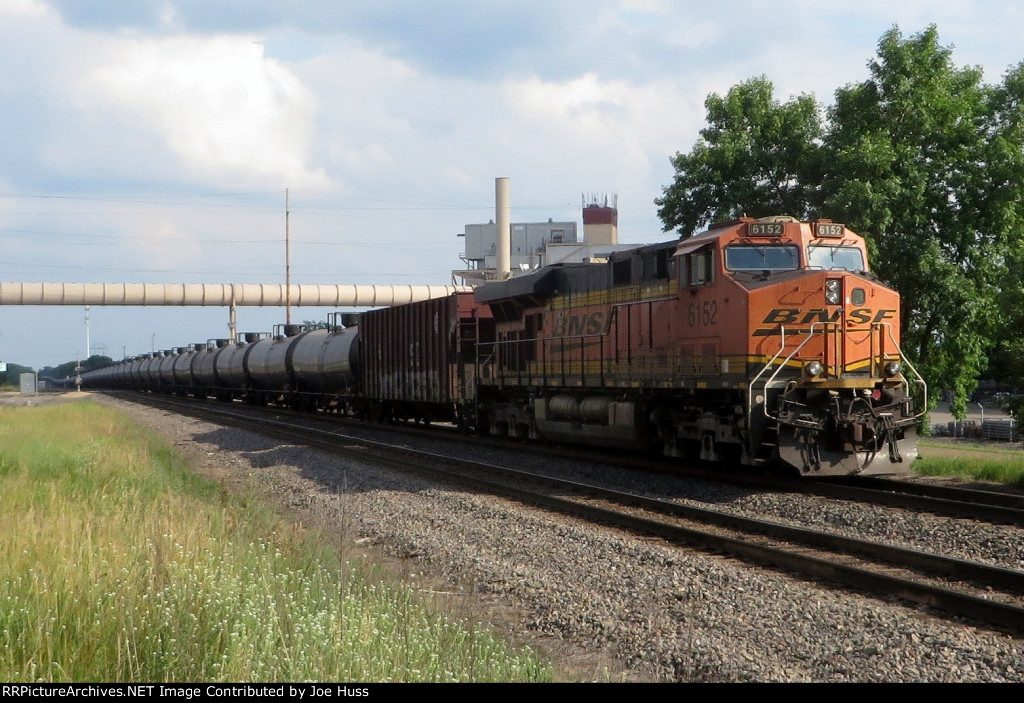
[39,355,114,381]
[656,25,1024,418]
[0,362,33,388]
[983,61,1024,403]
[656,76,823,236]
[821,26,1024,417]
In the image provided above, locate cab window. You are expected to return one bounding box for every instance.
[724,245,799,272]
[807,245,865,272]
[688,249,714,285]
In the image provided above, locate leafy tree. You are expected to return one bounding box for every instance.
[656,25,1024,418]
[0,362,33,388]
[656,76,823,236]
[39,355,114,381]
[983,62,1024,398]
[821,26,1024,417]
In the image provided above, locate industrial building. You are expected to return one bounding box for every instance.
[452,195,641,284]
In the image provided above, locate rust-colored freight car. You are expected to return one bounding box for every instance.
[358,291,494,427]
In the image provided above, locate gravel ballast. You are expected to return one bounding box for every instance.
[91,394,1024,683]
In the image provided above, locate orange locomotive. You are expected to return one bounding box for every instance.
[474,215,924,475]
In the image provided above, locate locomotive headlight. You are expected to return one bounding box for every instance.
[804,360,824,378]
[884,360,902,377]
[824,279,842,305]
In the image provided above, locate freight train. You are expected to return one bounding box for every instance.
[81,216,925,476]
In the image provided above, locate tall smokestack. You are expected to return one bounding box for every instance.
[495,177,511,280]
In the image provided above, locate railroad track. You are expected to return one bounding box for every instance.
[830,474,1024,516]
[517,442,1024,526]
[246,401,1024,526]
[202,396,1024,526]
[137,392,1024,526]
[112,391,1024,635]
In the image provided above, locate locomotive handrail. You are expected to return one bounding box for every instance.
[752,321,928,422]
[758,322,822,420]
[878,322,928,420]
[748,325,788,419]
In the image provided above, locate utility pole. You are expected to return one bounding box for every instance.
[85,306,90,360]
[285,188,292,325]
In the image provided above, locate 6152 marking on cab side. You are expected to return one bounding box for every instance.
[687,300,718,328]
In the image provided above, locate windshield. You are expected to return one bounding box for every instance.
[807,245,864,272]
[724,245,799,271]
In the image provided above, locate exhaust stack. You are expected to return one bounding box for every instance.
[495,177,510,280]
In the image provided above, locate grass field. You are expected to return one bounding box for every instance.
[0,401,551,683]
[916,439,1024,487]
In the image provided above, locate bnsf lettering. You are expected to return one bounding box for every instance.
[801,309,842,324]
[760,308,897,327]
[762,309,800,325]
[847,309,872,324]
[553,311,605,336]
[760,309,842,325]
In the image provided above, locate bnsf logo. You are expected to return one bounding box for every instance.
[762,308,896,325]
[553,311,606,336]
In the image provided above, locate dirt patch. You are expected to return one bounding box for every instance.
[0,390,93,408]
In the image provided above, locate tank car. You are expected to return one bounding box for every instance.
[243,325,304,406]
[171,344,202,396]
[156,350,178,393]
[288,313,360,411]
[214,334,261,401]
[474,216,924,476]
[190,339,226,398]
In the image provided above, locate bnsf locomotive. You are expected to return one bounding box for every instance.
[82,216,924,476]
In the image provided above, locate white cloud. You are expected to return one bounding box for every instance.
[76,35,328,188]
[157,1,182,30]
[500,71,702,187]
[296,43,699,246]
[618,0,673,13]
[506,73,631,139]
[0,0,49,18]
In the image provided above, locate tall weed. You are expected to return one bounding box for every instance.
[0,402,550,682]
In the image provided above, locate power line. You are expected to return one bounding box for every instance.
[0,260,451,277]
[0,189,587,213]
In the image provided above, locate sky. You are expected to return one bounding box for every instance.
[1,0,1022,371]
